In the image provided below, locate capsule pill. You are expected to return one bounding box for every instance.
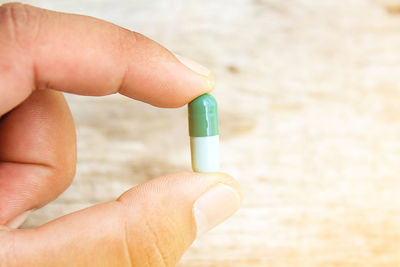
[188,94,220,172]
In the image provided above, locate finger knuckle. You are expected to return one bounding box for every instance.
[0,2,42,48]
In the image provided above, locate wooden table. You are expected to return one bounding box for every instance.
[16,0,400,265]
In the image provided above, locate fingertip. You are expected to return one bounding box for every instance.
[207,72,216,93]
[119,52,216,108]
[159,172,242,237]
[173,54,216,105]
[193,183,242,236]
[188,172,242,236]
[194,172,243,201]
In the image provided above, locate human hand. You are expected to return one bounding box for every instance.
[0,3,242,266]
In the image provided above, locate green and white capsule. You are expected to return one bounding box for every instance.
[188,94,219,172]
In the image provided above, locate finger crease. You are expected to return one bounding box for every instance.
[123,220,134,267]
[6,6,16,42]
[1,159,54,170]
[117,61,131,94]
[115,30,137,95]
[144,220,168,267]
[32,62,39,91]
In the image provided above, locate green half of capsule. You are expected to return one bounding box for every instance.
[188,94,219,137]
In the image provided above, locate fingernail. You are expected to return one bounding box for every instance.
[6,210,33,229]
[175,55,212,77]
[193,184,242,236]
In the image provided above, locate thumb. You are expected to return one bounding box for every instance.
[0,172,242,267]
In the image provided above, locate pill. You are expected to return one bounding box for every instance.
[188,93,220,172]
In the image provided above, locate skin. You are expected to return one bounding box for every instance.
[0,3,240,266]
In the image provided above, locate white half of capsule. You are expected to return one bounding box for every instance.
[190,135,220,172]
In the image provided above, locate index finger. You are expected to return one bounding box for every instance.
[0,3,215,115]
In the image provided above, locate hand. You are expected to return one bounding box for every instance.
[0,3,242,266]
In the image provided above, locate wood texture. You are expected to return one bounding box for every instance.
[9,0,400,265]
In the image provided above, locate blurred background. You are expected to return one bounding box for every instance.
[4,0,400,265]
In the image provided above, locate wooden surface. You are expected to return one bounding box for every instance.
[8,0,400,265]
